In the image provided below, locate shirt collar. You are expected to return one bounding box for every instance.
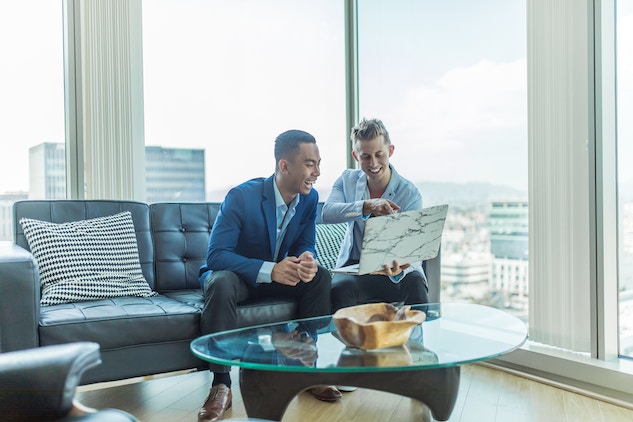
[273,179,300,210]
[361,164,400,199]
[385,164,401,194]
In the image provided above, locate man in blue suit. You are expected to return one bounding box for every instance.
[197,130,337,422]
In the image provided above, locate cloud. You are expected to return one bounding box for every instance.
[382,59,528,190]
[395,59,527,148]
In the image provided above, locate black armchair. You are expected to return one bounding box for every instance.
[0,341,138,421]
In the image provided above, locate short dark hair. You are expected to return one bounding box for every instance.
[274,129,316,162]
[350,117,391,146]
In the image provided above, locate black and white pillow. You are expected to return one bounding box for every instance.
[315,223,347,271]
[20,211,157,306]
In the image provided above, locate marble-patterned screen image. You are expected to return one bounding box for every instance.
[357,204,449,275]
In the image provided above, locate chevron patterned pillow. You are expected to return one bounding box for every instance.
[315,223,346,271]
[20,211,157,306]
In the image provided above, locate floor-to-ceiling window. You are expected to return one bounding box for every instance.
[0,0,65,241]
[617,0,633,358]
[141,0,347,203]
[3,0,633,401]
[357,0,528,318]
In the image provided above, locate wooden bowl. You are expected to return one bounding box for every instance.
[337,345,413,367]
[333,303,426,350]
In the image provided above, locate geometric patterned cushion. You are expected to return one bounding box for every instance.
[19,211,157,306]
[315,223,347,271]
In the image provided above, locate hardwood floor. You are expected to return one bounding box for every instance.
[76,364,633,421]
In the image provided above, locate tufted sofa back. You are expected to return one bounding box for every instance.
[149,203,220,292]
[149,202,344,292]
[12,200,345,295]
[12,200,439,302]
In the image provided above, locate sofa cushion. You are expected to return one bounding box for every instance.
[19,211,157,306]
[38,295,200,349]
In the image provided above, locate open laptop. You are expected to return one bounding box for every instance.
[331,204,449,275]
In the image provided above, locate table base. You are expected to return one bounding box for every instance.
[239,366,460,421]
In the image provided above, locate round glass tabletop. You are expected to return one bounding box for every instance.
[190,303,528,373]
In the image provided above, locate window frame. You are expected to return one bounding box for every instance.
[493,0,633,400]
[60,0,633,402]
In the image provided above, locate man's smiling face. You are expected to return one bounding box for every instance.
[279,142,321,198]
[353,135,394,184]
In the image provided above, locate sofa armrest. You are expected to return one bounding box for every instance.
[0,241,41,352]
[0,342,101,420]
[424,246,442,304]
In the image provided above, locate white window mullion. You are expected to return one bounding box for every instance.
[66,0,145,200]
[590,0,619,361]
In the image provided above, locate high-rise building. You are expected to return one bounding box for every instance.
[29,143,66,199]
[488,200,529,260]
[145,146,205,203]
[27,143,206,203]
[487,200,529,308]
[442,253,491,284]
[441,251,492,302]
[440,206,493,303]
[0,192,28,241]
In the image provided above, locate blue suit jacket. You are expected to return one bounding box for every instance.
[199,176,319,287]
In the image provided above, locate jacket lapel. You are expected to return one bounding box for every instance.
[355,171,367,201]
[262,177,277,260]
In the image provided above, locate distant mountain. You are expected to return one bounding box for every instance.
[208,181,528,209]
[416,181,527,209]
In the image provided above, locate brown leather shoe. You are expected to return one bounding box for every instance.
[308,385,342,402]
[198,384,232,422]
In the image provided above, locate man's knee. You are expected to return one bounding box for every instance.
[331,275,356,293]
[403,271,427,290]
[204,270,241,299]
[313,266,332,289]
[331,276,358,308]
[402,271,429,304]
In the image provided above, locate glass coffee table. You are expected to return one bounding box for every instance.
[191,303,527,421]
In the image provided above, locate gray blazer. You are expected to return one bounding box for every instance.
[321,165,423,275]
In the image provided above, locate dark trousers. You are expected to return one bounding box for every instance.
[331,269,429,313]
[200,266,332,373]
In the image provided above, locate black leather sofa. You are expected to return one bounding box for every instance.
[0,200,440,385]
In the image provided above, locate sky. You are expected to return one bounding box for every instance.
[0,0,630,197]
[0,1,65,194]
[618,11,633,186]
